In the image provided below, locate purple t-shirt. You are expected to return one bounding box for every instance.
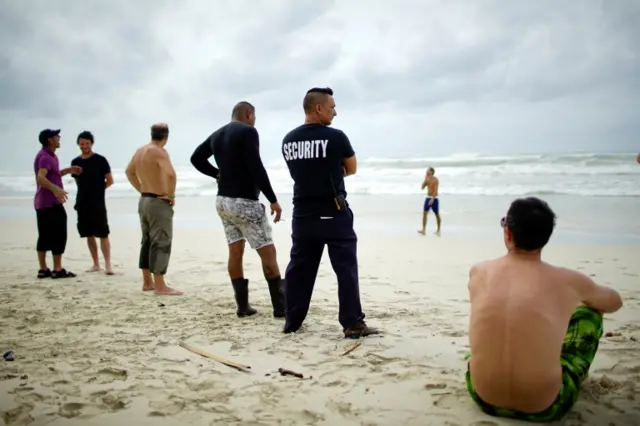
[34,148,63,210]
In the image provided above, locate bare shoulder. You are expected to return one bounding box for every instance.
[469,259,493,277]
[433,176,439,183]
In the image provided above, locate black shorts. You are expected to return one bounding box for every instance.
[77,206,110,238]
[36,204,68,255]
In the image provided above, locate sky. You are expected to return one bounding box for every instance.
[1,0,639,171]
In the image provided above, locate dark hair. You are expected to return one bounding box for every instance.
[77,130,94,144]
[428,167,435,174]
[303,87,333,113]
[150,124,169,141]
[505,197,556,251]
[231,101,254,120]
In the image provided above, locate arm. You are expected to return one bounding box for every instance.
[433,178,439,197]
[340,131,357,177]
[245,128,277,203]
[60,167,74,177]
[70,158,81,179]
[125,153,142,193]
[157,150,177,197]
[190,136,220,179]
[572,270,623,314]
[103,157,114,189]
[421,172,428,190]
[35,156,60,191]
[37,168,60,192]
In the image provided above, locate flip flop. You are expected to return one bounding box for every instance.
[51,269,77,279]
[37,269,52,279]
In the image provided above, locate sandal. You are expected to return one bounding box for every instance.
[37,269,52,279]
[51,269,77,279]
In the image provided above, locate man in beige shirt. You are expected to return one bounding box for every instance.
[466,196,622,422]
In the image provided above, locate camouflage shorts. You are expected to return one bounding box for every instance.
[215,196,273,249]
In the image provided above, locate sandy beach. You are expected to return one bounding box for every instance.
[0,210,639,426]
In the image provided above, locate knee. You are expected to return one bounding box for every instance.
[229,244,245,260]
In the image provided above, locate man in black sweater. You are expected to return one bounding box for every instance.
[190,102,284,318]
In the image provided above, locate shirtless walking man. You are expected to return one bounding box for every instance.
[418,167,441,236]
[466,197,623,422]
[125,123,183,296]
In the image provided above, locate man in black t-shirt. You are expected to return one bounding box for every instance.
[281,87,380,339]
[71,131,114,275]
[190,102,285,319]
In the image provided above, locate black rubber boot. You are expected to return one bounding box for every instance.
[231,278,257,317]
[267,277,285,318]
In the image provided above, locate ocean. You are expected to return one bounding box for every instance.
[2,152,639,244]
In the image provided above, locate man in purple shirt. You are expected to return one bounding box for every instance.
[34,129,81,279]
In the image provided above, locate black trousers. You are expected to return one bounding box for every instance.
[36,204,68,255]
[284,209,365,330]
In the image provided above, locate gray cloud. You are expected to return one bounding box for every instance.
[1,0,638,170]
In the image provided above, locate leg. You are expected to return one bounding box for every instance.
[50,205,75,278]
[96,208,113,274]
[146,199,182,295]
[257,244,285,318]
[228,240,245,280]
[138,200,154,291]
[242,202,284,318]
[86,237,100,271]
[327,214,379,338]
[78,209,100,271]
[283,234,324,333]
[227,239,258,317]
[418,198,430,235]
[35,209,51,277]
[432,199,441,236]
[100,237,113,275]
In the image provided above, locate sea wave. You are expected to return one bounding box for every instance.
[2,152,638,199]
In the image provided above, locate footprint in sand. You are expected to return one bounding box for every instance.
[58,402,107,419]
[148,399,185,416]
[87,368,128,384]
[1,403,34,426]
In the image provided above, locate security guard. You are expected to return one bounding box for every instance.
[281,87,380,339]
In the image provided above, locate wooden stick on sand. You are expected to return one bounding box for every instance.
[341,342,362,356]
[179,342,251,372]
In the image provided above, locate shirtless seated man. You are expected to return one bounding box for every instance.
[466,196,623,422]
[125,123,183,296]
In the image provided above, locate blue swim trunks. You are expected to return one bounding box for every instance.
[423,197,439,214]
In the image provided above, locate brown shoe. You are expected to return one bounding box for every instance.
[343,321,380,339]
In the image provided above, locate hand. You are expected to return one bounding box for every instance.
[70,165,82,175]
[270,202,282,223]
[53,187,68,203]
[428,199,434,206]
[159,195,175,207]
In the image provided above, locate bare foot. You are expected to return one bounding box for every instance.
[142,285,154,292]
[154,287,183,296]
[434,231,441,237]
[417,229,425,235]
[86,265,101,272]
[105,266,115,275]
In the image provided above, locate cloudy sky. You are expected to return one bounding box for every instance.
[1,0,638,171]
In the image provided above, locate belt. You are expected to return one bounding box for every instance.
[141,192,162,198]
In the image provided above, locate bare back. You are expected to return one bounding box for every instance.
[129,144,175,196]
[468,257,588,412]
